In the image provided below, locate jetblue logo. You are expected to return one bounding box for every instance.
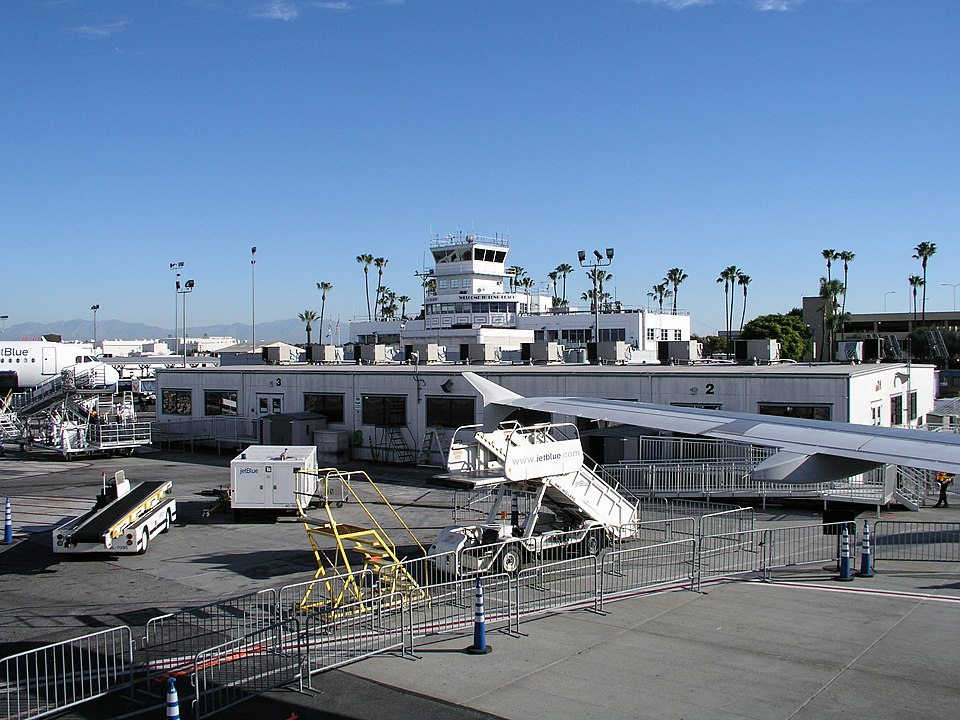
[1,348,28,357]
[239,467,259,475]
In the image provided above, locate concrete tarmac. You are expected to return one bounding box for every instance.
[2,445,958,720]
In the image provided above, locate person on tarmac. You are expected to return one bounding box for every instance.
[933,472,953,508]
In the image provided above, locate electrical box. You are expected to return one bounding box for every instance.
[230,445,319,512]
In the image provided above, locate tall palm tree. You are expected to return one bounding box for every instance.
[837,250,855,338]
[356,254,374,321]
[547,271,560,303]
[664,267,688,315]
[908,274,924,321]
[398,294,411,319]
[819,277,844,361]
[737,273,751,334]
[317,281,333,343]
[506,266,525,292]
[587,268,613,311]
[650,282,672,313]
[822,249,838,284]
[298,309,318,345]
[555,263,573,304]
[519,276,535,313]
[913,242,937,322]
[716,266,739,350]
[373,257,388,319]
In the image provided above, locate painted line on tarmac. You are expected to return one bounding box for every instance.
[749,579,960,604]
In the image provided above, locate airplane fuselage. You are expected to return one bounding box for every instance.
[0,341,118,391]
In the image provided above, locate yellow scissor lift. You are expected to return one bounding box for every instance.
[294,467,428,618]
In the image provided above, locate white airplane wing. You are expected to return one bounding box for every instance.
[463,371,960,483]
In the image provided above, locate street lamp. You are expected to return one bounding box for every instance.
[578,247,614,344]
[884,291,896,313]
[178,280,194,366]
[170,261,184,353]
[0,315,7,337]
[942,283,960,312]
[250,247,257,353]
[90,305,100,348]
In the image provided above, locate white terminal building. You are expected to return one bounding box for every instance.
[151,232,940,475]
[349,232,690,364]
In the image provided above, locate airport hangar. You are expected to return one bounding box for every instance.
[153,360,937,465]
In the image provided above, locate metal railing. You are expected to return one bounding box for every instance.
[872,520,960,563]
[2,626,134,720]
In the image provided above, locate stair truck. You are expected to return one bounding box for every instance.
[53,470,176,554]
[428,422,639,575]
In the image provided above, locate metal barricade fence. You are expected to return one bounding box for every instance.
[759,522,855,579]
[277,569,375,620]
[407,573,515,642]
[192,619,302,720]
[296,591,411,682]
[452,488,538,524]
[697,528,766,587]
[700,507,755,537]
[142,589,277,678]
[2,626,134,720]
[515,556,600,618]
[600,539,697,607]
[872,520,960,563]
[616,517,698,551]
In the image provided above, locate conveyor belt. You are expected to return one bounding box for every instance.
[66,481,169,544]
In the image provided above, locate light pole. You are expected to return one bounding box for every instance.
[578,248,614,344]
[0,315,7,337]
[942,283,960,312]
[250,247,257,354]
[178,280,194,367]
[90,304,100,349]
[170,261,183,354]
[884,291,896,313]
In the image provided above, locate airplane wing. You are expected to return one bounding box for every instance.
[463,371,960,483]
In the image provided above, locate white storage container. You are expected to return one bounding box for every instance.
[230,445,319,513]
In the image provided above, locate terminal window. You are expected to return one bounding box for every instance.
[204,390,237,416]
[426,397,475,428]
[758,403,831,421]
[304,393,345,423]
[161,389,192,416]
[362,395,406,427]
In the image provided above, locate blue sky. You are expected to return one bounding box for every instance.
[2,0,957,337]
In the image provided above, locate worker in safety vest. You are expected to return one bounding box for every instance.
[933,472,953,508]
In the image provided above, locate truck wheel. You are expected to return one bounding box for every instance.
[499,546,522,574]
[137,530,149,555]
[584,530,603,557]
[161,510,172,533]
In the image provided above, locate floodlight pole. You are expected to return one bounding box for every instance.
[578,248,614,343]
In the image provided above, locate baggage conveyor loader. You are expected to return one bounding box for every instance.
[293,467,428,618]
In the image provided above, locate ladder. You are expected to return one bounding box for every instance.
[295,468,427,618]
[0,411,23,442]
[382,426,415,464]
[417,427,450,467]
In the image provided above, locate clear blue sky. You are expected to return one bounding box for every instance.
[2,0,957,337]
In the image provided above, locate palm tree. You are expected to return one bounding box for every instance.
[737,273,751,334]
[298,309,318,345]
[506,266,525,292]
[913,242,937,321]
[356,254,374,321]
[908,274,924,321]
[819,277,844,361]
[837,251,855,337]
[716,266,739,351]
[519,276,535,313]
[587,268,613,311]
[822,249,838,284]
[398,294,411,319]
[664,268,687,315]
[650,282,672,313]
[373,257,388,319]
[555,263,573,304]
[317,281,333,343]
[547,270,560,304]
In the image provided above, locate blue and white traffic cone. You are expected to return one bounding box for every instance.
[857,519,874,578]
[510,494,519,527]
[466,576,493,655]
[836,524,854,582]
[165,677,180,719]
[4,497,12,545]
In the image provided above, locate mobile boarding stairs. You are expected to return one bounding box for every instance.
[442,421,641,537]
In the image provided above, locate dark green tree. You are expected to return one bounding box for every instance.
[739,313,812,361]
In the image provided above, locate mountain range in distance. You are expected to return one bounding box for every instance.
[1,318,323,346]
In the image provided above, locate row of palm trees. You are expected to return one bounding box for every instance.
[716,267,751,345]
